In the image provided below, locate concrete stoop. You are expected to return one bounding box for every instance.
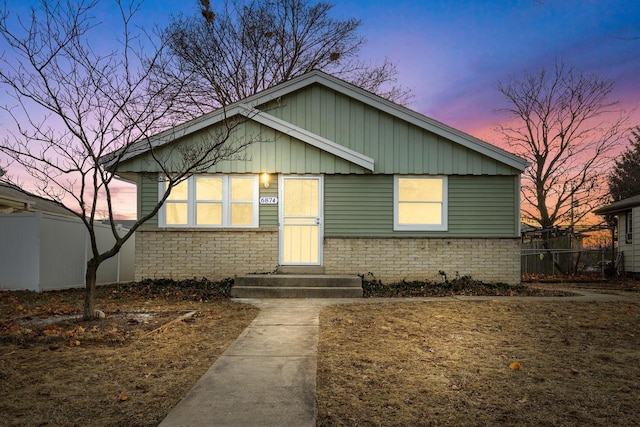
[231,274,363,298]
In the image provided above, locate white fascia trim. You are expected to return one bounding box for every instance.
[103,105,247,168]
[238,104,375,171]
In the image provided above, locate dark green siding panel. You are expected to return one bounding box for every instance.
[324,174,518,237]
[324,175,394,236]
[259,178,278,227]
[139,173,159,228]
[448,175,517,236]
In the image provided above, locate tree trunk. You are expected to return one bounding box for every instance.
[83,260,99,320]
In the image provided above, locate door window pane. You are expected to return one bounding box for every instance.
[284,179,318,216]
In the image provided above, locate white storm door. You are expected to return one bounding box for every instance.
[279,176,323,265]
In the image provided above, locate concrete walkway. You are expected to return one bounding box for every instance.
[159,299,328,427]
[159,290,627,427]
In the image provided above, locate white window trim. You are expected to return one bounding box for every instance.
[394,175,448,231]
[625,211,633,243]
[158,174,259,228]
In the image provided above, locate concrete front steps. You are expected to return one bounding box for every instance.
[231,270,363,298]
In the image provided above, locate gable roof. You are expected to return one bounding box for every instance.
[0,183,75,217]
[594,194,640,215]
[106,70,527,173]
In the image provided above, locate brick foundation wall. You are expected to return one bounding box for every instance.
[135,229,278,281]
[135,231,521,285]
[324,237,521,284]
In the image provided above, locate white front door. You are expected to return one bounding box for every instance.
[279,176,323,265]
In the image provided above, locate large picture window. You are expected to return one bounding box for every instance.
[159,175,258,227]
[394,175,447,231]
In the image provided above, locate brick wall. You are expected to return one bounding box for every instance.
[135,231,521,284]
[135,229,278,280]
[324,237,521,284]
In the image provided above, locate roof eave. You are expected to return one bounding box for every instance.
[104,69,528,173]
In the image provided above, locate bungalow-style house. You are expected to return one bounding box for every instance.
[594,194,639,275]
[109,70,527,286]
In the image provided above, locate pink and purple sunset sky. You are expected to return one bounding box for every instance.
[1,0,639,219]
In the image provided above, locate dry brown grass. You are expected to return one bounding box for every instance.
[317,289,640,426]
[2,280,639,426]
[0,283,258,427]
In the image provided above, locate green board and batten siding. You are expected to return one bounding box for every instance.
[263,84,518,176]
[116,121,365,175]
[117,84,520,177]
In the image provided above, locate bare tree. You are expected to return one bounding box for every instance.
[0,0,253,319]
[154,0,412,116]
[496,62,629,232]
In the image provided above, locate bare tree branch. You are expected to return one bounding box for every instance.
[152,0,412,116]
[495,61,630,230]
[0,0,261,319]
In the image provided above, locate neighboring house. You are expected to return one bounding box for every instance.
[109,70,527,285]
[0,182,74,216]
[594,194,640,275]
[0,183,134,291]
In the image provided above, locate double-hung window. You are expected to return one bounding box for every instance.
[394,175,447,231]
[626,211,633,243]
[159,175,258,227]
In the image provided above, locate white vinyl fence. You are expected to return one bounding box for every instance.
[0,212,134,291]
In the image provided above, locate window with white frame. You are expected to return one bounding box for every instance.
[159,175,258,227]
[626,211,633,243]
[394,175,447,231]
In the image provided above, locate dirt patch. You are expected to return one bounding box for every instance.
[0,281,258,427]
[317,288,640,426]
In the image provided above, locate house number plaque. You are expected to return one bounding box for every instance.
[259,197,278,205]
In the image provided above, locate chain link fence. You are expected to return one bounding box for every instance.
[521,247,617,277]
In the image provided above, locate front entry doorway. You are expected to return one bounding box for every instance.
[279,176,323,265]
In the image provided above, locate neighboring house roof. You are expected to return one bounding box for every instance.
[0,183,75,217]
[104,70,528,173]
[594,194,640,215]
